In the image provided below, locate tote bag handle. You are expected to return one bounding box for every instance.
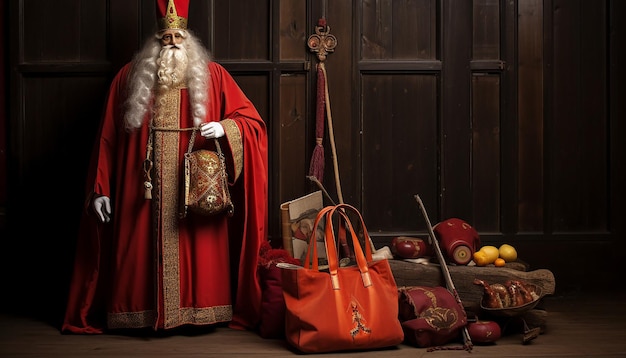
[304,204,374,289]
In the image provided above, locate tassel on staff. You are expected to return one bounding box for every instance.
[308,63,326,182]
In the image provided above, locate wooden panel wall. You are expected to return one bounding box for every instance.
[359,0,440,234]
[549,0,607,233]
[518,0,544,231]
[6,0,114,320]
[354,0,620,292]
[0,1,8,228]
[609,0,626,288]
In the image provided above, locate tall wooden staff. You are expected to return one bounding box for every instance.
[307,18,343,204]
[414,194,473,351]
[307,17,359,258]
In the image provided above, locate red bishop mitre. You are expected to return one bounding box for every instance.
[156,0,189,31]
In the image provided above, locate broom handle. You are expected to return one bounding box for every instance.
[414,194,473,350]
[320,63,344,205]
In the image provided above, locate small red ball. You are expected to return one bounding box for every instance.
[467,320,501,343]
[391,237,430,259]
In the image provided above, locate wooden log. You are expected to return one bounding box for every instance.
[389,259,556,312]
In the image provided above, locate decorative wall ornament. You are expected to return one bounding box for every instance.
[307,18,337,63]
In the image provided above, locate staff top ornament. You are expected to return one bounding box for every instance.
[307,18,337,62]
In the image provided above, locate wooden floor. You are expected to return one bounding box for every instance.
[1,290,625,358]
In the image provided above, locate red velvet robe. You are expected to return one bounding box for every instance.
[62,61,267,333]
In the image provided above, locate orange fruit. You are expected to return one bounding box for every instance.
[494,258,506,267]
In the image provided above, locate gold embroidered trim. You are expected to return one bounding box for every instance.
[221,118,243,182]
[179,305,233,325]
[153,89,182,329]
[107,305,233,329]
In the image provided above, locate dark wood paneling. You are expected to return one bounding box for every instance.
[441,0,473,220]
[23,1,107,62]
[471,0,501,231]
[517,0,544,232]
[472,0,500,60]
[110,0,142,72]
[214,0,270,60]
[500,0,519,235]
[609,0,626,272]
[0,1,7,217]
[279,0,307,61]
[361,0,437,60]
[11,75,110,319]
[357,0,440,230]
[361,74,438,233]
[277,74,308,204]
[471,74,501,231]
[550,0,608,232]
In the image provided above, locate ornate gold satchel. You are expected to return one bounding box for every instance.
[181,132,234,218]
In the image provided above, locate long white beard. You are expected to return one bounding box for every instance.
[124,32,211,130]
[157,45,188,91]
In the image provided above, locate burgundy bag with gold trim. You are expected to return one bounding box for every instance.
[398,286,467,348]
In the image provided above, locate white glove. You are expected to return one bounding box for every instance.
[93,196,112,223]
[200,122,225,139]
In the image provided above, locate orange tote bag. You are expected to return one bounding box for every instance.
[279,204,404,353]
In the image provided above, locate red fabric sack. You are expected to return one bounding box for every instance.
[257,241,300,339]
[398,286,467,349]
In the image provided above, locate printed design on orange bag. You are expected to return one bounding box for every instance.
[348,299,371,339]
[417,287,460,330]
